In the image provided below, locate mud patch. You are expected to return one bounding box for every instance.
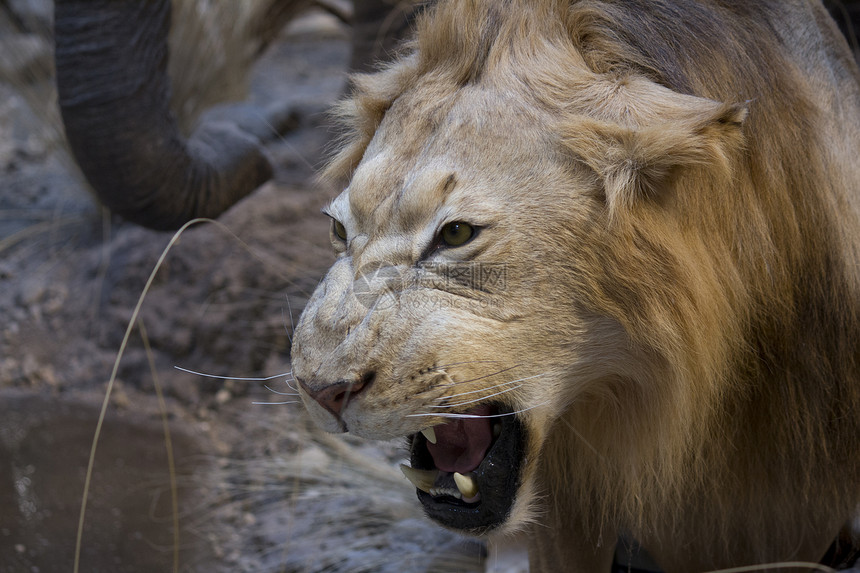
[0,391,217,572]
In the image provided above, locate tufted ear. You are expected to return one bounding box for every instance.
[562,98,747,218]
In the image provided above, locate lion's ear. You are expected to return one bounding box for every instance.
[562,100,747,217]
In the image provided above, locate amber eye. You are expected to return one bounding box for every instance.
[332,219,347,241]
[440,221,475,247]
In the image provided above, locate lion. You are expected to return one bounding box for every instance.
[290,0,860,570]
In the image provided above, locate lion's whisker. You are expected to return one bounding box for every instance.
[282,307,293,345]
[437,365,523,388]
[429,384,523,408]
[263,384,299,397]
[174,365,293,382]
[434,379,520,401]
[283,295,296,345]
[407,400,553,419]
[430,359,508,370]
[408,367,518,400]
[436,372,546,401]
[251,400,301,406]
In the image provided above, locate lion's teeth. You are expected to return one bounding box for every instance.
[453,472,479,498]
[399,464,438,493]
[420,427,437,444]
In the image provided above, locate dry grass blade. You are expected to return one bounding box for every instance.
[73,218,210,573]
[138,317,181,573]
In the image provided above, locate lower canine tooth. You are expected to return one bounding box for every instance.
[420,427,437,444]
[400,465,439,493]
[453,472,479,498]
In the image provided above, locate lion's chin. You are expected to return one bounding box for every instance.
[401,404,526,535]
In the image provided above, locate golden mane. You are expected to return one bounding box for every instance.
[305,0,860,568]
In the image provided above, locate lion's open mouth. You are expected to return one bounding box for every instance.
[402,404,525,534]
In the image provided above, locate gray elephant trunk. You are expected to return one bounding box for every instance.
[55,0,272,231]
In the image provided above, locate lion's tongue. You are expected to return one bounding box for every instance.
[426,405,493,474]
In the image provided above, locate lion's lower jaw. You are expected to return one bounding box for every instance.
[482,480,542,538]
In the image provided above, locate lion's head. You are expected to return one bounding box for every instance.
[292,0,750,534]
[292,0,860,568]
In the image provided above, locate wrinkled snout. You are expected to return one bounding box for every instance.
[291,258,403,433]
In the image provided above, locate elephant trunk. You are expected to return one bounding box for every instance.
[55,0,272,231]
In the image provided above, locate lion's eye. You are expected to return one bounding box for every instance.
[332,219,348,241]
[439,221,475,247]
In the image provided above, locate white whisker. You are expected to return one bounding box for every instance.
[407,400,553,419]
[429,384,523,408]
[282,308,293,345]
[264,384,299,396]
[439,364,522,388]
[284,295,296,345]
[436,379,519,401]
[431,359,507,370]
[436,373,546,401]
[252,400,301,405]
[174,365,292,381]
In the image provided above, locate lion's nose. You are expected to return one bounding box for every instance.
[299,372,374,418]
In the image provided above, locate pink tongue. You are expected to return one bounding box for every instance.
[426,404,493,473]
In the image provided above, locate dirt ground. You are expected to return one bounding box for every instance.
[0,8,493,573]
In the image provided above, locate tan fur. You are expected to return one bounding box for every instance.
[293,1,860,571]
